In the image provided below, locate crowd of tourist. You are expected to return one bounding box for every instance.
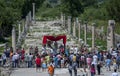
[0,41,120,76]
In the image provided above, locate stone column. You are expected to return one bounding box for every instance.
[61,13,64,27]
[107,20,115,51]
[67,16,71,34]
[29,11,32,22]
[73,20,76,37]
[25,16,28,32]
[76,18,79,38]
[63,14,66,28]
[22,22,25,34]
[78,21,81,40]
[61,13,63,22]
[84,23,87,45]
[12,27,16,52]
[18,23,21,40]
[32,3,35,23]
[92,23,95,49]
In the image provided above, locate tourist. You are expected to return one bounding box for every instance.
[45,54,50,64]
[53,55,57,68]
[35,46,38,55]
[48,63,54,76]
[24,53,29,68]
[112,69,118,76]
[105,58,111,71]
[90,64,96,76]
[86,55,92,69]
[12,53,16,68]
[21,48,25,55]
[13,53,20,68]
[35,55,41,72]
[97,61,102,75]
[72,62,77,76]
[92,54,98,69]
[68,63,72,76]
[116,54,120,69]
[28,53,33,68]
[42,61,47,72]
[113,57,118,71]
[29,46,33,54]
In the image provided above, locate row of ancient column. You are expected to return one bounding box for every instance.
[61,14,115,50]
[12,3,36,52]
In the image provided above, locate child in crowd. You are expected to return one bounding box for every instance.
[42,61,47,72]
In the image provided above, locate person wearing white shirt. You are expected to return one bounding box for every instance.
[14,53,20,68]
[92,54,98,65]
[28,53,33,68]
[12,53,16,68]
[112,69,118,76]
[92,54,98,70]
[74,47,78,54]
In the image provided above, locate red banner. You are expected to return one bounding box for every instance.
[42,35,66,45]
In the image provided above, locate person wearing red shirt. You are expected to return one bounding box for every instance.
[21,48,25,55]
[21,48,25,62]
[35,55,41,72]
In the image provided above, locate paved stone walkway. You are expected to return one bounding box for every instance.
[10,67,120,76]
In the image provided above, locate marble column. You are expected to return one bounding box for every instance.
[73,20,76,37]
[67,16,71,34]
[92,23,95,49]
[61,13,64,27]
[32,3,35,23]
[61,13,63,22]
[12,27,16,52]
[22,22,25,34]
[29,11,32,22]
[84,23,87,45]
[25,16,28,32]
[63,14,66,28]
[107,20,115,51]
[18,23,21,41]
[76,18,79,38]
[78,21,81,40]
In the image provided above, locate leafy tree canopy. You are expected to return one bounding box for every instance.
[105,0,120,21]
[60,0,84,17]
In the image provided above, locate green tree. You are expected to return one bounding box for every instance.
[0,0,24,37]
[106,0,120,21]
[0,0,44,39]
[22,0,44,18]
[60,0,84,17]
[81,0,98,7]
